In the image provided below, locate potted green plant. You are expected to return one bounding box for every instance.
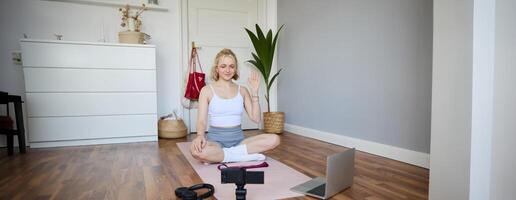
[245,24,285,134]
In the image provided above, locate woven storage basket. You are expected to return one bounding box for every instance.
[263,112,285,134]
[118,31,144,44]
[158,119,187,139]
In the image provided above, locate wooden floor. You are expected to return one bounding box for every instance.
[0,131,429,200]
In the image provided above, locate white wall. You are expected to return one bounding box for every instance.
[429,0,516,199]
[429,0,473,198]
[430,0,497,199]
[0,0,182,147]
[490,0,516,199]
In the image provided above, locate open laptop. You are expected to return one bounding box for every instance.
[291,148,355,199]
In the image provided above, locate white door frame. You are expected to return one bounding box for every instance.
[178,0,278,131]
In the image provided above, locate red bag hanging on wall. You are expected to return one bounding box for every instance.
[184,46,205,100]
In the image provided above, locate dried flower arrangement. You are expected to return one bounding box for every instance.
[118,4,148,32]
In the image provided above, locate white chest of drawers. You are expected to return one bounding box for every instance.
[20,39,158,148]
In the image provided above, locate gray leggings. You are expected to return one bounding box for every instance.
[206,126,245,148]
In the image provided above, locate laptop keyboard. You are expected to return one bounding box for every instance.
[307,183,326,197]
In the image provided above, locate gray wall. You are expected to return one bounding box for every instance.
[277,0,433,153]
[491,0,516,198]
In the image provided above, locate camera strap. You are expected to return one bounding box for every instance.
[217,161,269,170]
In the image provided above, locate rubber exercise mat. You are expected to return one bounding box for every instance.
[176,142,311,199]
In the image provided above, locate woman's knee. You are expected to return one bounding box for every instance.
[266,134,280,149]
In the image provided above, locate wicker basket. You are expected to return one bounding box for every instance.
[158,119,187,139]
[118,31,144,44]
[263,112,285,134]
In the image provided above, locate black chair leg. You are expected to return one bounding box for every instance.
[18,135,26,154]
[7,134,14,155]
[14,101,26,153]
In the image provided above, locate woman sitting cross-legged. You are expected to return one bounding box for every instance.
[190,48,280,163]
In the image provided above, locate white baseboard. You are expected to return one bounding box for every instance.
[284,123,430,169]
[29,135,158,148]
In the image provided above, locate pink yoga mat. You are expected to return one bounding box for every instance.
[177,142,311,200]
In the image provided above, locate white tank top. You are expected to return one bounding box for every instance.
[208,84,244,127]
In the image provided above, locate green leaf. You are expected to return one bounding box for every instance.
[250,53,268,80]
[266,29,273,51]
[271,24,285,62]
[247,57,266,79]
[267,68,283,90]
[265,30,273,74]
[245,28,260,53]
[254,25,270,75]
[255,24,266,42]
